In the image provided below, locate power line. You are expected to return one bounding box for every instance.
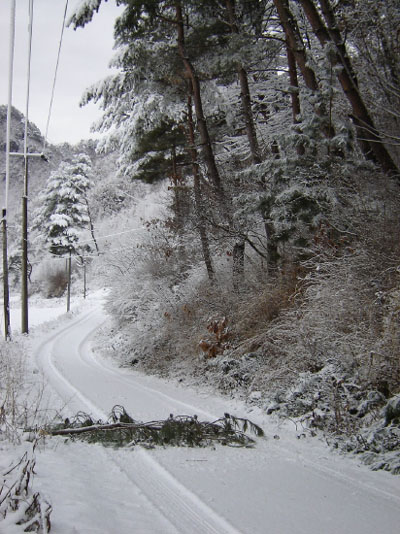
[23,0,34,161]
[30,225,145,252]
[74,226,146,246]
[42,0,69,151]
[4,0,16,215]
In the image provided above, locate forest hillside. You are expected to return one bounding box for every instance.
[2,0,400,474]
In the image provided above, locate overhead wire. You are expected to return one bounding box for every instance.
[4,0,16,215]
[29,225,147,260]
[23,0,34,165]
[16,3,146,270]
[42,0,69,151]
[73,226,146,246]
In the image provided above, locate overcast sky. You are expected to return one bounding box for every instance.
[0,0,123,145]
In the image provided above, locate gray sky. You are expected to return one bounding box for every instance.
[0,0,123,145]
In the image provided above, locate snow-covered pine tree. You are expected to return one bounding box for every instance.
[297,0,399,174]
[33,154,94,256]
[329,0,400,171]
[71,2,221,276]
[68,0,399,278]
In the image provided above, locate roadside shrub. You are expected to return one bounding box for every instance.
[33,261,69,298]
[0,337,45,444]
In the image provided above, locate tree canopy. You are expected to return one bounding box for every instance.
[34,154,94,256]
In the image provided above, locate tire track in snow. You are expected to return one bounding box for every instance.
[112,449,240,534]
[34,307,241,534]
[35,309,107,420]
[81,326,400,510]
[78,319,217,421]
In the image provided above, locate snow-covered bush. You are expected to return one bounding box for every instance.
[0,337,45,444]
[0,443,52,532]
[31,261,69,299]
[0,339,31,442]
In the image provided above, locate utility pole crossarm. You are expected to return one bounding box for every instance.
[9,151,48,160]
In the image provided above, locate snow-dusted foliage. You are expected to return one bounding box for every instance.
[26,0,400,473]
[67,0,103,29]
[33,154,94,256]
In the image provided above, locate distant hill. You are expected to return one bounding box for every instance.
[0,105,76,217]
[0,105,119,221]
[0,105,122,280]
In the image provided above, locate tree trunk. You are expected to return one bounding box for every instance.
[170,145,183,229]
[299,0,399,174]
[187,87,215,281]
[232,240,245,293]
[264,220,279,268]
[238,67,262,164]
[175,1,225,200]
[271,139,280,158]
[84,196,100,255]
[272,0,333,139]
[225,0,262,164]
[273,0,320,92]
[286,43,305,155]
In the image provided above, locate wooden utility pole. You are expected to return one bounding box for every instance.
[2,210,11,340]
[21,0,34,334]
[3,0,16,340]
[67,249,72,312]
[9,151,47,334]
[83,261,87,299]
[21,157,29,333]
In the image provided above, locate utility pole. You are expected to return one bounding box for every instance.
[83,261,87,299]
[3,0,16,341]
[19,152,48,333]
[21,0,34,335]
[2,211,11,340]
[9,151,47,334]
[21,156,29,333]
[67,249,72,312]
[4,0,41,336]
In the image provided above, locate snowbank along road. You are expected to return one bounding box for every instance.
[32,299,400,534]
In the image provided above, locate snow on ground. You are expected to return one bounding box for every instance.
[5,294,79,334]
[1,291,400,533]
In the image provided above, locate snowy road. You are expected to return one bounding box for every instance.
[32,299,400,534]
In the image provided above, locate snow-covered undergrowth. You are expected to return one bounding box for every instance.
[0,333,49,532]
[93,172,400,474]
[0,333,45,444]
[0,296,88,532]
[0,440,52,533]
[96,248,400,472]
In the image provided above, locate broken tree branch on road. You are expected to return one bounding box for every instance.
[43,405,264,448]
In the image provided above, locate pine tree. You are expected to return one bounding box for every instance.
[34,154,94,256]
[298,0,399,174]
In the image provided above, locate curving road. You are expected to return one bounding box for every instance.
[33,301,400,534]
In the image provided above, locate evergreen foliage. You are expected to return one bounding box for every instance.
[46,405,264,448]
[33,154,94,256]
[19,0,399,472]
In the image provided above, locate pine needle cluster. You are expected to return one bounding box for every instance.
[46,405,264,449]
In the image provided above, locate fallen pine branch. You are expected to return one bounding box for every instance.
[43,406,264,448]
